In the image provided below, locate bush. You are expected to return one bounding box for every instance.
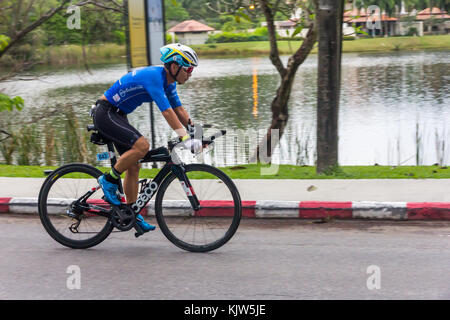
[407,27,419,36]
[276,36,304,41]
[206,31,268,43]
[166,33,179,43]
[252,27,269,37]
[112,30,126,45]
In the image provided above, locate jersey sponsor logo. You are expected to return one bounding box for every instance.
[113,93,121,102]
[119,85,144,97]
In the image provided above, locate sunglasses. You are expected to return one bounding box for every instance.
[182,66,194,74]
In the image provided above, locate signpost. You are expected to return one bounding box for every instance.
[125,0,165,157]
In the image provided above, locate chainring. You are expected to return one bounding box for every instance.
[111,204,136,231]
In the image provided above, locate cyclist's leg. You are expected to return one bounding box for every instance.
[103,120,154,232]
[93,103,146,205]
[113,137,149,174]
[123,164,141,204]
[114,143,141,204]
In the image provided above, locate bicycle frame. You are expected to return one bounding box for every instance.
[101,140,200,216]
[81,125,225,219]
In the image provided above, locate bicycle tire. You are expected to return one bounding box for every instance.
[38,163,113,249]
[155,163,242,252]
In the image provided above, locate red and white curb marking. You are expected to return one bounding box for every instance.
[0,197,449,220]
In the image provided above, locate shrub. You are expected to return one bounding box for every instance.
[407,27,419,36]
[206,31,268,43]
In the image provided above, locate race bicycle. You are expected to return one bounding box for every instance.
[38,124,242,252]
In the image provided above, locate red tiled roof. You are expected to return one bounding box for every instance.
[278,18,299,27]
[417,7,448,15]
[167,20,215,33]
[344,12,398,23]
[416,7,450,20]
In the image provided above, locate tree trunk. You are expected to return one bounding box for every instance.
[316,0,344,174]
[252,0,318,163]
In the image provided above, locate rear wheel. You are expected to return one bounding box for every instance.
[155,164,242,252]
[38,163,113,249]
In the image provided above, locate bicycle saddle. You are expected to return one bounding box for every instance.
[87,124,111,145]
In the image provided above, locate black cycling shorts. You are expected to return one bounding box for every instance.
[92,99,143,155]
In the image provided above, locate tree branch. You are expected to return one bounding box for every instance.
[287,19,317,74]
[75,0,125,14]
[259,0,286,77]
[0,0,72,58]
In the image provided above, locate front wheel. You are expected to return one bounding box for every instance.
[155,164,242,252]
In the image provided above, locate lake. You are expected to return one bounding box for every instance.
[0,50,449,167]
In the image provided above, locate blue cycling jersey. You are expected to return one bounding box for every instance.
[104,66,181,114]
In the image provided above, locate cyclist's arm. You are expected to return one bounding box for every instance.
[161,108,187,139]
[173,106,191,128]
[144,82,187,139]
[165,83,193,128]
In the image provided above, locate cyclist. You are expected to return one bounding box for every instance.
[92,43,202,233]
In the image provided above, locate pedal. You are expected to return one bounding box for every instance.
[134,223,144,238]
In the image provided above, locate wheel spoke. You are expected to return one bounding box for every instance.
[39,164,113,249]
[155,164,241,252]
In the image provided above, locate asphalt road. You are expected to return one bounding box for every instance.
[0,214,449,300]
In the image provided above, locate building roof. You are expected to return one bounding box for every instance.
[417,7,448,15]
[167,20,215,33]
[278,18,299,28]
[416,7,450,20]
[343,9,398,23]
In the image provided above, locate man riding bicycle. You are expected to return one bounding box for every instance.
[92,43,202,234]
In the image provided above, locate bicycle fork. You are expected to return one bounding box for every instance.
[171,165,200,211]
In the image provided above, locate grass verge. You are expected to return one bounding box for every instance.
[2,35,448,69]
[193,35,450,56]
[1,164,450,179]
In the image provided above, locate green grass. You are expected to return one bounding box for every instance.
[193,35,450,56]
[1,164,450,179]
[4,35,447,68]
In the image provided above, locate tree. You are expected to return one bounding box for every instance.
[205,0,319,165]
[0,0,72,59]
[316,0,344,173]
[0,1,125,147]
[165,0,190,23]
[0,1,125,61]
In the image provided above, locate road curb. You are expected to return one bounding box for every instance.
[0,197,449,220]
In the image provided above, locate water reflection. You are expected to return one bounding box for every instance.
[252,57,260,119]
[0,50,449,166]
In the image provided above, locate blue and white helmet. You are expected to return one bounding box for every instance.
[160,43,199,68]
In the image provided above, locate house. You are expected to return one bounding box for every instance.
[261,8,355,39]
[344,7,399,36]
[415,7,450,34]
[167,20,215,45]
[344,6,450,37]
[260,19,309,38]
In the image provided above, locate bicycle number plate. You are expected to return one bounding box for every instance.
[96,151,115,161]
